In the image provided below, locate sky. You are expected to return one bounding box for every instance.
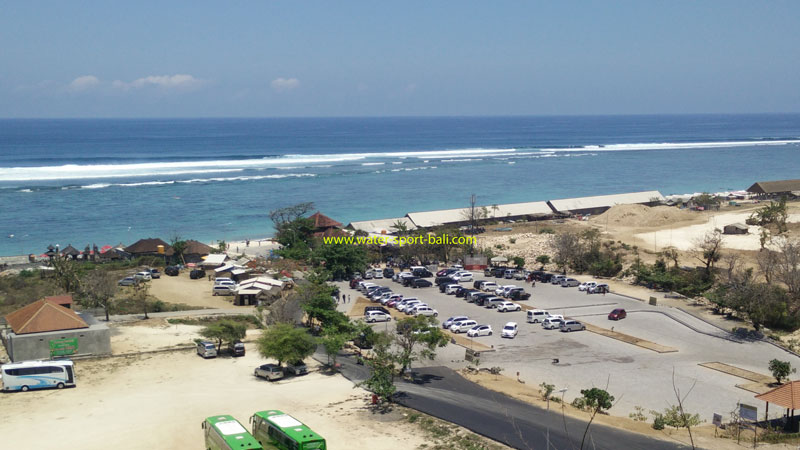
[1,1,799,118]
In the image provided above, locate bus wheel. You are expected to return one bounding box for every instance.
[57,383,65,389]
[21,385,29,392]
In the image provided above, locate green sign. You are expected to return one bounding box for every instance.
[49,338,78,357]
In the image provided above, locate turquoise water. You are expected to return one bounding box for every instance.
[0,115,798,255]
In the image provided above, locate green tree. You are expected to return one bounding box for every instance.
[256,322,317,366]
[312,242,367,280]
[270,203,316,260]
[320,328,349,367]
[769,359,796,384]
[170,234,188,265]
[359,331,397,406]
[50,254,82,293]
[579,388,615,450]
[535,254,550,269]
[512,256,525,269]
[200,319,248,353]
[394,315,450,374]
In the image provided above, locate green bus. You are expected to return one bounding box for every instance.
[250,410,326,450]
[202,415,263,450]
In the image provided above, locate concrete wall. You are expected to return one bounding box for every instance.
[3,313,111,362]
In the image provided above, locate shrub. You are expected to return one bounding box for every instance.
[539,228,555,234]
[629,406,647,422]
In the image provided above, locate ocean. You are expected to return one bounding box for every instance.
[1,115,798,256]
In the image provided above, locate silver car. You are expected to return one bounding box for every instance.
[254,363,284,381]
[560,320,586,332]
[560,278,580,287]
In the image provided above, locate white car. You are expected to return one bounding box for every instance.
[551,275,566,285]
[365,311,392,323]
[481,282,498,292]
[542,316,565,330]
[578,281,598,291]
[450,319,478,333]
[442,315,469,329]
[450,264,464,270]
[406,303,429,315]
[134,271,152,281]
[467,324,493,337]
[589,283,610,294]
[495,285,517,297]
[445,284,461,295]
[371,269,384,279]
[452,271,473,282]
[397,300,421,313]
[413,306,438,317]
[501,322,518,338]
[497,301,521,312]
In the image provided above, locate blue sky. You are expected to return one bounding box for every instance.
[1,1,799,117]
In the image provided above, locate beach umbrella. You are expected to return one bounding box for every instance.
[186,263,196,268]
[491,256,508,263]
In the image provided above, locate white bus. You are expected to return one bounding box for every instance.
[1,359,76,392]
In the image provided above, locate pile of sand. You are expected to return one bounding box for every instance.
[591,204,696,228]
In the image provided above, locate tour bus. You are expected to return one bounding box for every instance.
[202,415,263,450]
[250,410,326,450]
[0,359,76,392]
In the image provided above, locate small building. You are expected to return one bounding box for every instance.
[60,245,81,260]
[747,179,800,198]
[124,238,174,258]
[723,223,749,235]
[201,253,228,269]
[182,240,216,263]
[546,191,665,216]
[309,212,344,237]
[234,277,285,306]
[2,297,111,362]
[346,217,418,235]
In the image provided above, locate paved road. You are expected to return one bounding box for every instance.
[323,351,689,450]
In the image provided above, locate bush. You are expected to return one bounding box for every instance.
[651,411,666,430]
[539,228,555,234]
[629,406,647,422]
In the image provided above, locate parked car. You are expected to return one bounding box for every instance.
[481,281,498,292]
[413,306,438,317]
[148,268,161,279]
[383,268,395,278]
[164,266,179,276]
[504,269,516,279]
[589,283,610,294]
[197,341,217,358]
[473,280,487,289]
[445,284,462,295]
[496,285,518,297]
[402,276,419,287]
[443,315,469,329]
[366,311,392,322]
[364,305,390,315]
[484,297,506,309]
[285,360,308,376]
[542,317,565,330]
[608,308,627,320]
[450,319,478,333]
[508,289,531,301]
[526,309,549,323]
[452,271,474,282]
[411,267,433,278]
[118,276,136,286]
[497,301,521,312]
[215,277,234,285]
[560,278,580,287]
[513,271,527,280]
[405,303,429,315]
[560,320,586,332]
[501,322,518,338]
[435,276,458,286]
[467,324,493,337]
[551,275,566,285]
[578,281,598,291]
[474,293,495,306]
[455,287,472,298]
[134,271,152,281]
[212,285,235,296]
[189,269,206,279]
[412,279,433,288]
[230,341,245,357]
[254,363,284,381]
[397,300,422,313]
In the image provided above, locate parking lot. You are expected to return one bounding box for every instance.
[338,269,800,420]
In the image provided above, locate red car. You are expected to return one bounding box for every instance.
[608,308,627,320]
[386,299,399,308]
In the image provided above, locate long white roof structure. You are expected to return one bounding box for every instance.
[346,217,417,234]
[406,200,552,228]
[547,191,664,213]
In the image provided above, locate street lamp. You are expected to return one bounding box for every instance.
[558,388,568,409]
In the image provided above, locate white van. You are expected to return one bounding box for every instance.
[212,285,235,296]
[527,309,549,323]
[197,341,217,358]
[450,319,478,333]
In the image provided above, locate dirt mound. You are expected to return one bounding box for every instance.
[591,204,695,228]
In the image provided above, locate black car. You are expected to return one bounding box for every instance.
[435,276,457,286]
[412,278,433,288]
[383,268,395,278]
[491,267,507,278]
[164,266,179,276]
[402,276,419,287]
[364,305,390,315]
[509,289,531,301]
[412,268,433,278]
[230,341,245,357]
[474,293,494,306]
[540,273,554,283]
[456,287,473,298]
[473,279,487,289]
[189,268,206,279]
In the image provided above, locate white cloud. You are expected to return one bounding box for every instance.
[113,74,202,90]
[271,77,300,92]
[69,75,100,91]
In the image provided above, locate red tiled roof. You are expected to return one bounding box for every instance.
[4,298,88,335]
[44,294,73,306]
[309,212,342,229]
[756,380,800,409]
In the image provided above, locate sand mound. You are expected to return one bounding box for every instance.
[592,204,695,228]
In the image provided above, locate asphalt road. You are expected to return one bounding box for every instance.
[325,350,689,450]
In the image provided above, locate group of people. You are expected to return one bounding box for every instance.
[334,292,351,303]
